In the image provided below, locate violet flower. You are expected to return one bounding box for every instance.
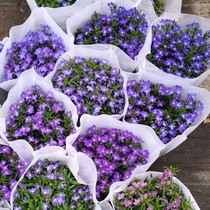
[147,20,210,78]
[74,3,148,59]
[5,85,75,150]
[125,79,203,144]
[13,159,94,209]
[0,145,30,202]
[3,24,65,82]
[0,43,4,53]
[73,125,149,201]
[52,56,125,117]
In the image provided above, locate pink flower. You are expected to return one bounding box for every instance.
[117,193,124,200]
[122,199,133,207]
[147,206,154,210]
[133,198,141,205]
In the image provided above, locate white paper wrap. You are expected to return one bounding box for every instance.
[66,0,157,67]
[26,0,97,31]
[0,8,72,92]
[0,37,9,54]
[101,171,200,210]
[66,114,165,201]
[0,139,34,210]
[0,69,78,150]
[46,45,131,120]
[8,145,100,210]
[142,12,210,86]
[123,70,210,155]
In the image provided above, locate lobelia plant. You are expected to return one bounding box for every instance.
[147,20,210,78]
[35,0,76,8]
[52,56,125,117]
[5,85,76,150]
[0,144,30,203]
[73,125,149,201]
[125,79,204,144]
[13,159,94,209]
[2,24,65,82]
[113,167,193,210]
[74,2,148,60]
[152,0,164,16]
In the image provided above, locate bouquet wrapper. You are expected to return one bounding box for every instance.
[142,12,210,86]
[26,0,96,31]
[9,145,100,209]
[0,69,78,149]
[66,114,165,201]
[103,171,200,210]
[46,45,130,120]
[0,8,72,92]
[123,70,210,155]
[66,0,156,67]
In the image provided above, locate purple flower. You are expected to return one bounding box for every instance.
[0,145,29,202]
[5,85,75,150]
[125,79,203,143]
[3,24,65,82]
[52,57,125,117]
[147,20,210,78]
[13,159,94,209]
[74,3,148,59]
[73,126,149,200]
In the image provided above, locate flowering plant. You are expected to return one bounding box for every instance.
[125,79,204,144]
[2,24,65,82]
[52,56,125,117]
[113,167,193,209]
[0,144,29,203]
[147,19,210,79]
[5,85,76,150]
[73,124,149,201]
[73,2,148,59]
[152,0,164,16]
[35,0,76,8]
[13,159,94,209]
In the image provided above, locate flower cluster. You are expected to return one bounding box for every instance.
[13,159,94,209]
[52,56,125,117]
[114,167,193,210]
[5,85,75,150]
[125,79,203,144]
[74,3,148,59]
[0,145,30,202]
[73,125,149,200]
[152,0,164,16]
[147,20,210,78]
[3,24,65,82]
[35,0,76,8]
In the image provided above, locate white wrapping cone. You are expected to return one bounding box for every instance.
[46,45,130,120]
[0,140,34,209]
[0,8,72,92]
[26,0,96,31]
[124,70,210,155]
[66,114,165,201]
[67,0,156,67]
[9,145,100,209]
[142,12,210,86]
[104,171,200,210]
[0,69,78,150]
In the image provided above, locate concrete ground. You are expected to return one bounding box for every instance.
[0,0,210,209]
